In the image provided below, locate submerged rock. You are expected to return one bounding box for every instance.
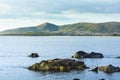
[91,67,98,72]
[28,53,39,58]
[28,58,87,72]
[98,64,120,73]
[72,51,104,58]
[73,78,80,80]
[116,56,120,58]
[99,79,105,80]
[92,65,120,73]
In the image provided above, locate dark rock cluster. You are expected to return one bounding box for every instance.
[116,56,120,58]
[28,51,120,74]
[91,64,120,73]
[28,53,39,58]
[28,58,87,72]
[72,51,104,58]
[73,78,80,80]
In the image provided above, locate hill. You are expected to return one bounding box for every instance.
[0,22,120,36]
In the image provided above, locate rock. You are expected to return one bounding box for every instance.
[98,64,120,73]
[72,51,104,58]
[28,53,39,58]
[99,78,105,80]
[91,65,120,73]
[73,78,80,80]
[91,67,98,72]
[28,58,87,72]
[72,51,88,58]
[88,52,104,58]
[116,56,120,58]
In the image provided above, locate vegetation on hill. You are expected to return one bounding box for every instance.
[0,22,120,36]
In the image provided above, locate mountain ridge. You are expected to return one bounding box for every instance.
[0,22,120,36]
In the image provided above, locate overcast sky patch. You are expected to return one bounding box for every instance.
[0,0,120,30]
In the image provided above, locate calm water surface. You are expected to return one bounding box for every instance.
[0,36,120,80]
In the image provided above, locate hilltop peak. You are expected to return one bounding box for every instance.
[40,22,54,26]
[36,22,59,31]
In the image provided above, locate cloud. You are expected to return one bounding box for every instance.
[62,10,120,22]
[0,3,12,14]
[0,0,120,14]
[0,12,120,31]
[0,0,119,30]
[0,0,119,19]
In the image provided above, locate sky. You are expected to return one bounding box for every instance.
[0,0,120,31]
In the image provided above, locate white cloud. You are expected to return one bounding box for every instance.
[0,18,43,31]
[62,10,120,22]
[0,0,119,31]
[0,12,120,31]
[0,18,67,31]
[0,3,12,14]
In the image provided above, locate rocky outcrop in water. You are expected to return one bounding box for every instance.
[72,51,104,58]
[91,65,120,73]
[28,58,87,72]
[99,79,105,80]
[28,53,39,58]
[116,56,120,58]
[73,78,80,80]
[91,67,98,72]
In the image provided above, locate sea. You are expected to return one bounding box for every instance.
[0,36,120,80]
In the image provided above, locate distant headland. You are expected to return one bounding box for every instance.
[0,22,120,36]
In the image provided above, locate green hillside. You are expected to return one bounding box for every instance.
[59,22,120,35]
[0,22,120,36]
[0,22,59,35]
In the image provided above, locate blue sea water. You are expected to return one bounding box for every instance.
[0,36,120,80]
